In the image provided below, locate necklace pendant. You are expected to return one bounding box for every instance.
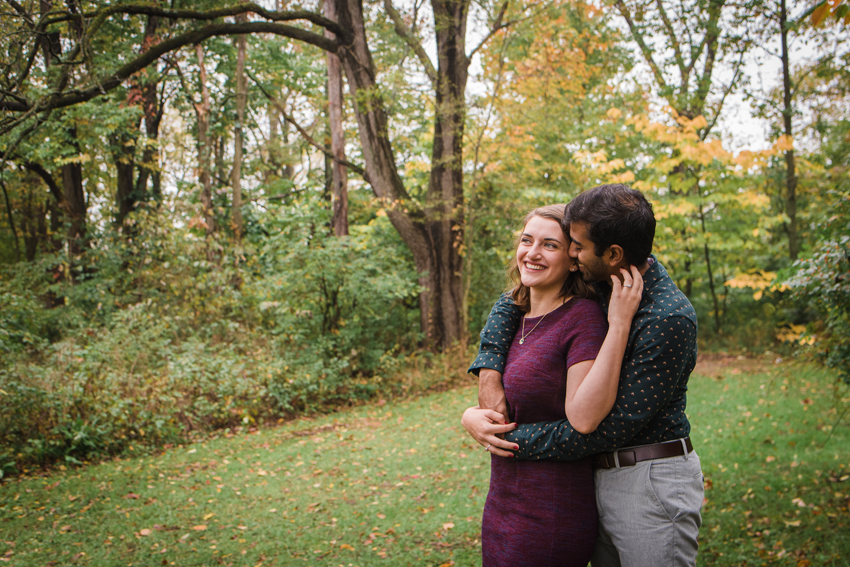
[519,338,524,345]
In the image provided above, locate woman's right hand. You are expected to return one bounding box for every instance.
[608,265,643,329]
[461,407,518,458]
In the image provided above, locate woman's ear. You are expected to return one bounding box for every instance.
[607,245,625,266]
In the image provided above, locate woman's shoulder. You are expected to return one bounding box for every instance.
[546,297,604,329]
[568,297,604,317]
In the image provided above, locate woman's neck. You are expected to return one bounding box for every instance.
[527,288,568,318]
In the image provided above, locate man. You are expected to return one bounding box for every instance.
[462,184,704,567]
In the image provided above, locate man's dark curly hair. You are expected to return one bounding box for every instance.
[564,184,655,266]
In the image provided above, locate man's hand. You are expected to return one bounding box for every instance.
[478,369,508,422]
[461,407,518,458]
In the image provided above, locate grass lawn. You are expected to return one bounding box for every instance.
[1,354,848,566]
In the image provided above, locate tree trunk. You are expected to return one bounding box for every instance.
[195,43,215,237]
[425,0,469,345]
[331,0,468,348]
[0,177,21,261]
[699,204,721,332]
[61,134,87,258]
[779,0,798,261]
[325,0,348,236]
[135,13,164,204]
[232,16,247,241]
[114,129,140,228]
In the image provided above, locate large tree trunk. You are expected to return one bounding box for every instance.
[425,0,468,345]
[331,0,467,347]
[231,16,247,241]
[325,0,349,236]
[779,0,798,261]
[195,44,216,237]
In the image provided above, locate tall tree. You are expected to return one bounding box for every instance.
[778,0,799,260]
[232,15,248,242]
[324,0,348,237]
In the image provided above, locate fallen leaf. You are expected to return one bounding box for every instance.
[193,525,207,531]
[442,522,455,530]
[139,529,152,536]
[339,544,355,551]
[766,456,776,463]
[123,493,140,500]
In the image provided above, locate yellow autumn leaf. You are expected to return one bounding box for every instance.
[773,134,794,152]
[606,107,622,120]
[193,525,207,531]
[340,543,355,550]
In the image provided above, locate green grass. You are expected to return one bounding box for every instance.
[0,355,848,567]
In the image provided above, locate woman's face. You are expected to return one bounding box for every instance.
[517,216,574,294]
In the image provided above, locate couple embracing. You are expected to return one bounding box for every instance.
[462,184,705,567]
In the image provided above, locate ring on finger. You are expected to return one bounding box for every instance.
[484,444,492,452]
[624,284,633,288]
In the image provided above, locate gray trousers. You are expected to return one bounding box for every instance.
[591,451,704,567]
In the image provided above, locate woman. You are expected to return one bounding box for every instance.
[476,205,642,567]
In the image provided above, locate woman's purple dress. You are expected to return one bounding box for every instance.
[482,298,607,567]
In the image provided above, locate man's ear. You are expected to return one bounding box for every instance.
[607,245,626,266]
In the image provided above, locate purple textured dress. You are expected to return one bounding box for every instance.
[482,298,607,567]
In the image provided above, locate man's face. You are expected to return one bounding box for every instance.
[568,221,613,283]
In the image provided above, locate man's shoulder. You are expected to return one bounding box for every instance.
[642,259,697,326]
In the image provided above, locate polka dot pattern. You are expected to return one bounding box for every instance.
[469,256,699,461]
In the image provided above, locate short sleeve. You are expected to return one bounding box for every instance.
[564,300,607,369]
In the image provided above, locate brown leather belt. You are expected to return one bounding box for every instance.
[592,437,693,470]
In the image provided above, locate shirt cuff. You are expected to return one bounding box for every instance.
[467,351,507,376]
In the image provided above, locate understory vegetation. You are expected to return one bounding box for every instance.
[0,356,847,566]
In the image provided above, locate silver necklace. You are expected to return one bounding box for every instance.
[519,312,547,345]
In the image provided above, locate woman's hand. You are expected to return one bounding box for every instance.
[461,407,518,458]
[608,265,644,329]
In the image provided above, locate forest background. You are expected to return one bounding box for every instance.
[0,0,848,476]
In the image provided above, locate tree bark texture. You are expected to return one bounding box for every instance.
[325,0,349,236]
[232,15,248,242]
[61,133,87,258]
[195,44,216,237]
[779,0,799,260]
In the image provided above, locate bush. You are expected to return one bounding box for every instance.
[0,203,425,472]
[786,189,850,383]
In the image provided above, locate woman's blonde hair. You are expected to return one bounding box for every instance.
[508,204,596,313]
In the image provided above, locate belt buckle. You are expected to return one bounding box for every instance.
[618,450,636,467]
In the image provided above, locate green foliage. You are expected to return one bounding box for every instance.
[786,189,850,383]
[0,196,421,471]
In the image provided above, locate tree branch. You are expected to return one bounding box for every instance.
[46,3,344,38]
[247,70,368,180]
[23,161,63,204]
[693,0,727,116]
[654,0,686,76]
[383,0,437,85]
[614,0,675,107]
[0,22,338,121]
